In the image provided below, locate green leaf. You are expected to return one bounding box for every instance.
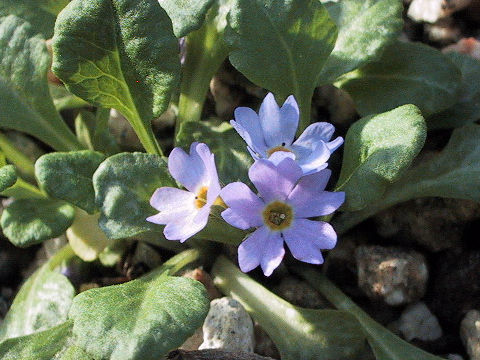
[0,321,73,360]
[0,164,17,192]
[334,124,480,233]
[52,0,180,156]
[336,104,426,211]
[212,256,369,360]
[0,16,83,151]
[300,269,444,360]
[0,0,69,38]
[1,198,75,247]
[61,346,94,360]
[66,209,111,262]
[338,41,462,117]
[159,0,214,37]
[93,152,175,239]
[0,257,74,342]
[378,124,480,203]
[428,52,480,129]
[69,274,209,359]
[225,0,337,130]
[35,150,106,214]
[318,0,403,84]
[176,121,253,184]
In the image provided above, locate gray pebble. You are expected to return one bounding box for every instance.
[356,246,428,306]
[397,302,443,341]
[199,297,255,352]
[460,310,480,360]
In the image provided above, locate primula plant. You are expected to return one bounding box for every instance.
[0,0,478,359]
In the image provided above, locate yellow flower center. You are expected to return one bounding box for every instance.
[262,201,293,231]
[266,145,293,157]
[194,186,209,209]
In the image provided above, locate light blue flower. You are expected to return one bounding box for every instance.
[220,156,345,276]
[147,142,221,242]
[231,92,343,174]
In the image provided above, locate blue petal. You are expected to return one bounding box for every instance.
[259,93,297,147]
[283,219,337,264]
[220,182,264,230]
[296,141,331,174]
[287,170,345,217]
[231,107,268,156]
[163,205,210,242]
[168,142,207,193]
[248,157,302,202]
[260,230,285,276]
[238,226,269,273]
[194,143,221,204]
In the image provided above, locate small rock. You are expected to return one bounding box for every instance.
[356,246,428,306]
[408,0,471,23]
[374,198,480,252]
[446,354,464,360]
[425,18,461,44]
[443,37,480,59]
[273,276,329,309]
[397,302,443,342]
[199,297,255,352]
[460,310,480,360]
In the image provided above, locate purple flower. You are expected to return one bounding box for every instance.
[220,157,344,276]
[147,142,221,242]
[231,93,343,174]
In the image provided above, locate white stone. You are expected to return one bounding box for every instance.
[460,310,480,360]
[398,302,443,342]
[199,297,255,352]
[408,0,471,23]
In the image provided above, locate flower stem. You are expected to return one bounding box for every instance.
[175,6,230,139]
[1,178,46,199]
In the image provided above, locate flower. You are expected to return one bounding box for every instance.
[231,92,343,174]
[220,156,345,276]
[146,142,221,242]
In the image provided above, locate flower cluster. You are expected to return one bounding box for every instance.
[148,93,345,276]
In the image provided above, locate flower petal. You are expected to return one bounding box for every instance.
[260,231,285,276]
[220,182,264,229]
[149,187,195,212]
[267,151,296,166]
[293,122,335,149]
[248,158,302,202]
[278,95,299,145]
[287,169,345,217]
[146,208,192,225]
[163,205,210,242]
[168,142,207,192]
[231,107,268,156]
[283,219,337,264]
[194,143,221,204]
[259,93,295,147]
[297,141,331,174]
[238,226,269,273]
[327,136,344,152]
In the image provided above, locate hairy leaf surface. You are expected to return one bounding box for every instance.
[336,105,426,211]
